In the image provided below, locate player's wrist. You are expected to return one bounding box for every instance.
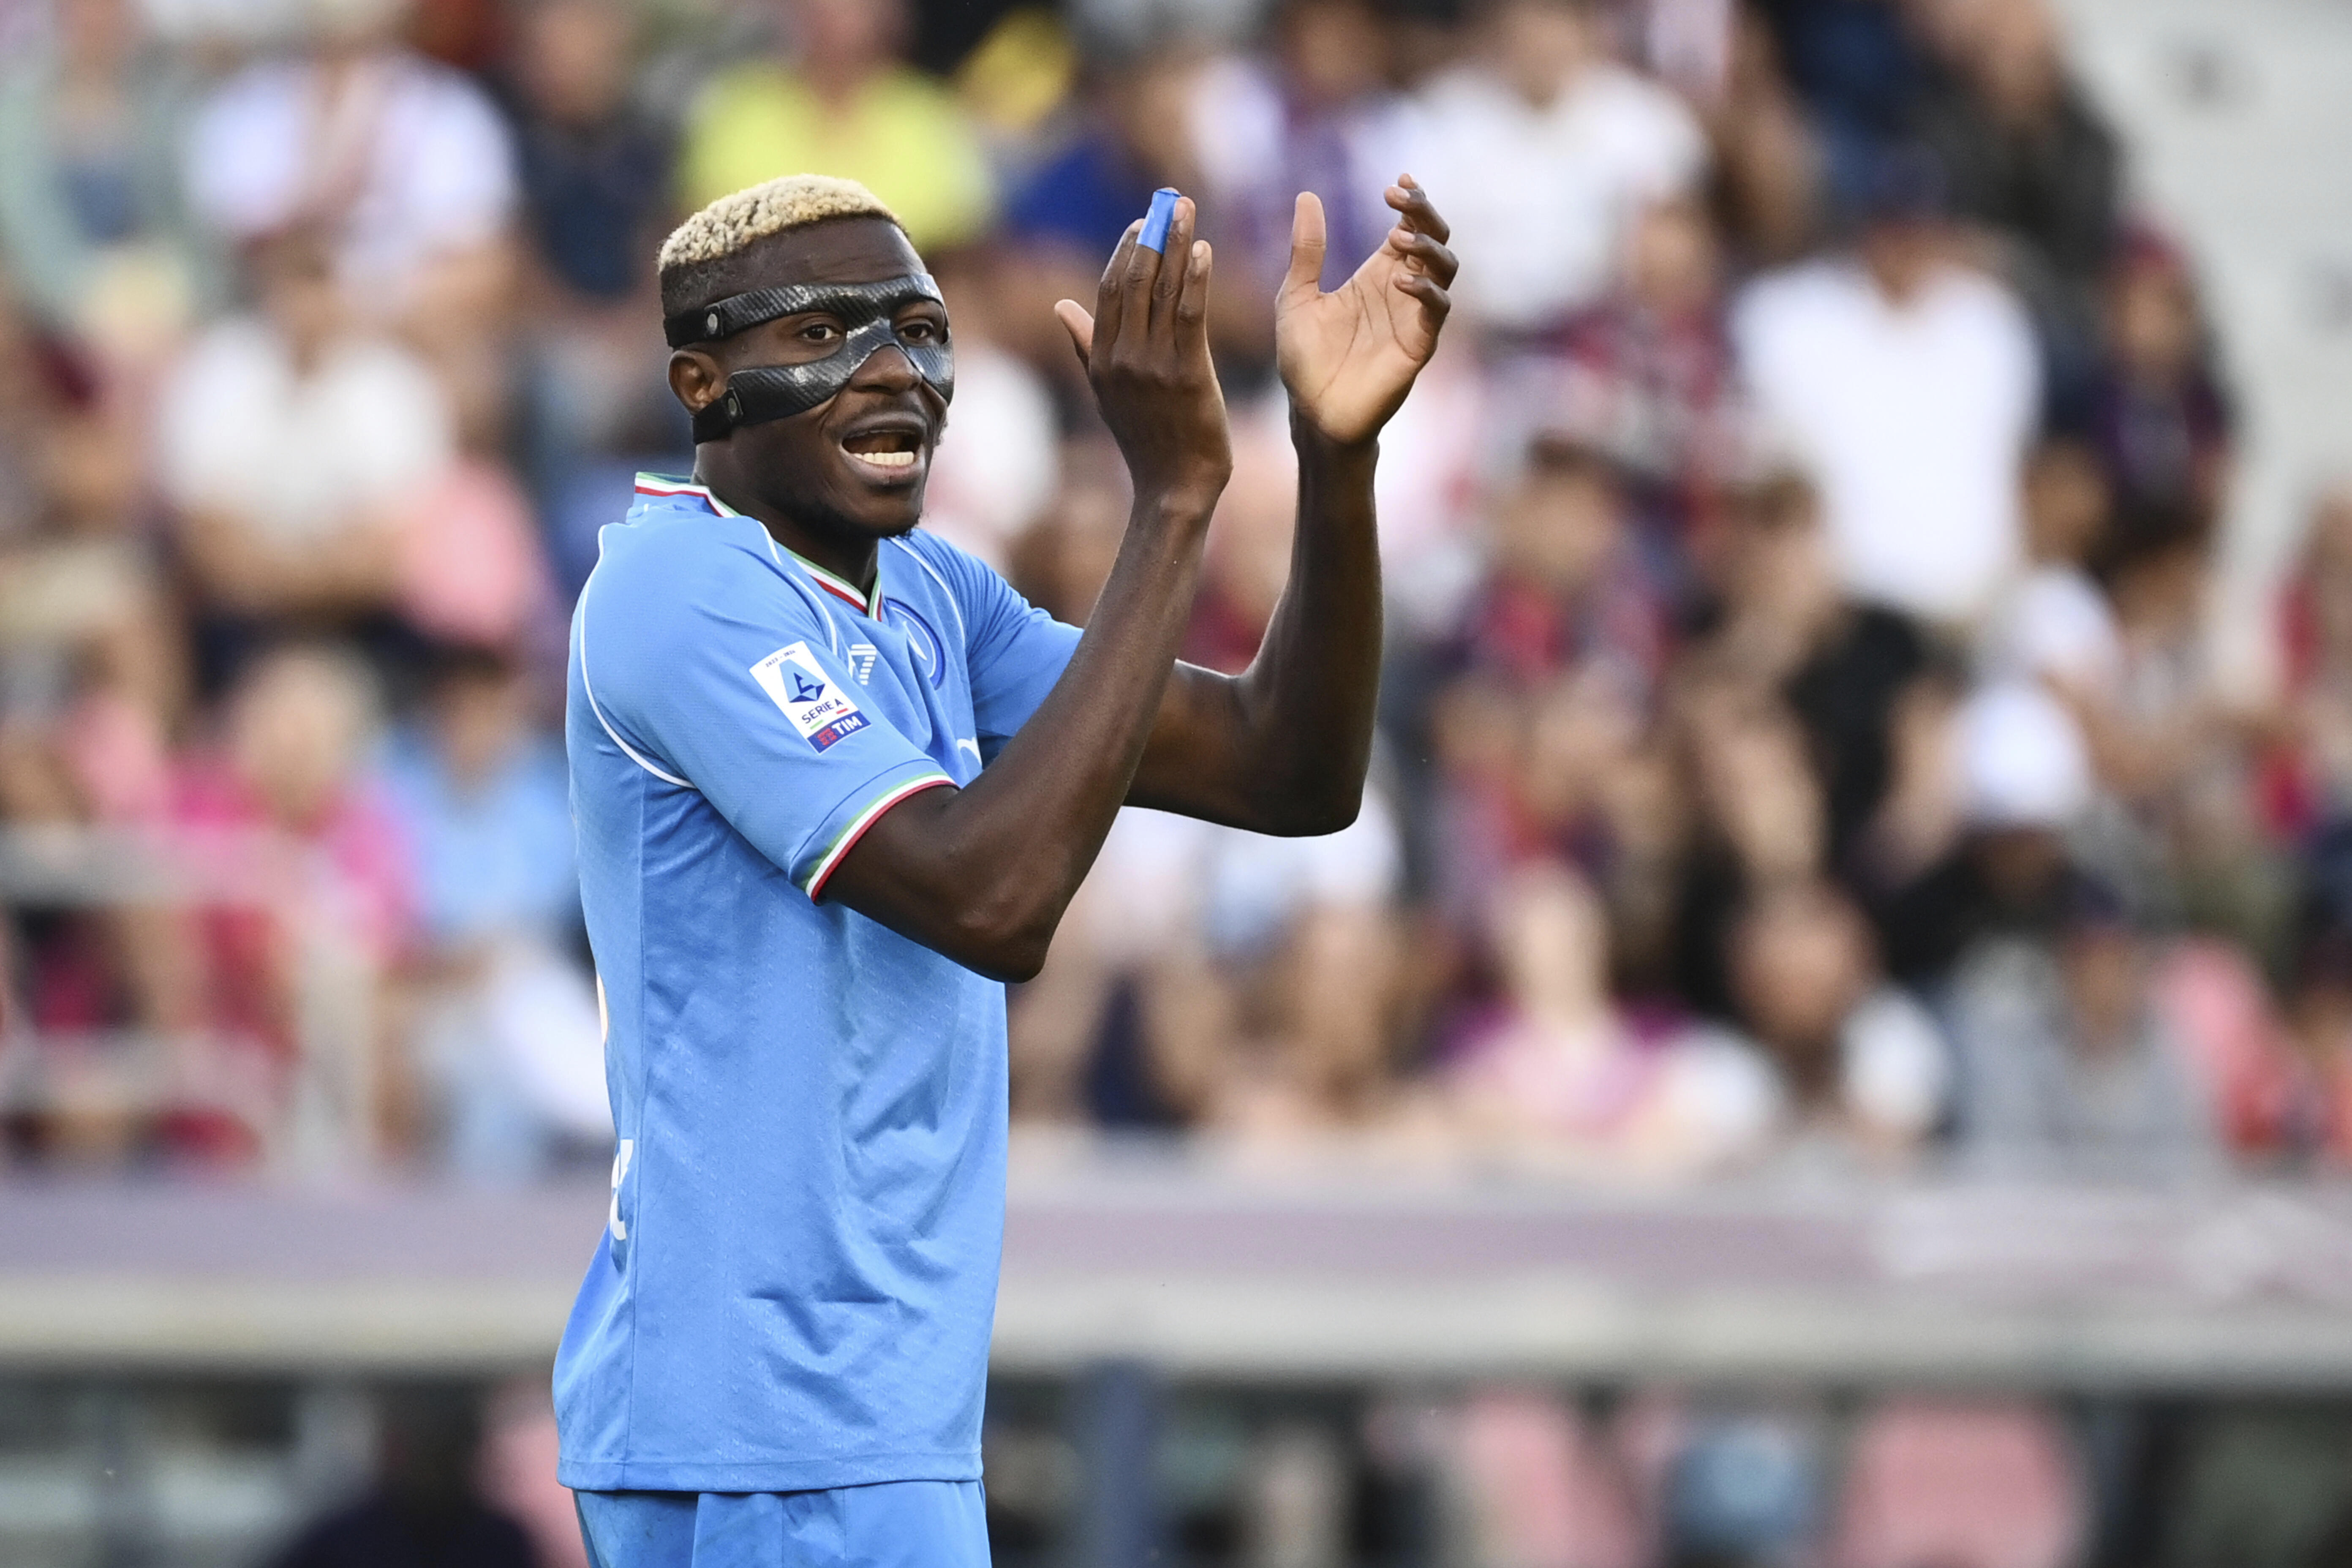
[1290,406,1380,469]
[1130,476,1226,534]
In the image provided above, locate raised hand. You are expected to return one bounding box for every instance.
[1277,176,1456,447]
[1054,196,1233,518]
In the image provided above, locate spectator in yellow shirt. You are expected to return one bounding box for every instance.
[679,0,996,253]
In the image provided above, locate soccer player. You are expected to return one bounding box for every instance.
[555,171,1454,1565]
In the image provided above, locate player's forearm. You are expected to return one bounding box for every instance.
[1240,419,1384,828]
[828,496,1214,980]
[1131,422,1382,835]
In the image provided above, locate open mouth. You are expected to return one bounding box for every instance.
[840,428,924,474]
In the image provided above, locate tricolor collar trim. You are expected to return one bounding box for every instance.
[632,473,882,617]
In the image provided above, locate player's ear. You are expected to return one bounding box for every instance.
[668,349,725,414]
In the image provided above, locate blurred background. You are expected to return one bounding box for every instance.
[3,0,2352,1563]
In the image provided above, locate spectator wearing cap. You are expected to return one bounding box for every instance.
[677,0,994,253]
[1949,870,2221,1183]
[1732,148,2039,626]
[1873,680,2091,988]
[1406,0,1707,338]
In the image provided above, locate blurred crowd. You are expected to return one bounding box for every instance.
[0,0,2344,1198]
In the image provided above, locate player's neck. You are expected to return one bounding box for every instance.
[694,463,881,596]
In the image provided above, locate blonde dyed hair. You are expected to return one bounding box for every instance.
[656,175,900,277]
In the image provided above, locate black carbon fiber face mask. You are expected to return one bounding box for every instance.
[664,273,954,444]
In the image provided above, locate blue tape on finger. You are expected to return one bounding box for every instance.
[1139,187,1181,253]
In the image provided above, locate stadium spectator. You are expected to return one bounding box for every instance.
[1746,0,1933,212]
[1666,678,1830,1018]
[1712,878,1950,1171]
[1544,195,1743,536]
[2087,523,2281,951]
[2272,484,2352,838]
[1440,861,1692,1168]
[1693,469,1937,868]
[0,0,215,348]
[2281,928,2352,1168]
[182,0,517,327]
[2081,229,2234,541]
[503,0,670,308]
[1422,437,1670,920]
[1950,873,2222,1182]
[379,645,605,1177]
[1912,0,2123,345]
[1407,0,1707,337]
[1977,437,2122,696]
[152,642,414,1162]
[1874,679,2090,988]
[1450,437,1673,699]
[1709,4,1825,269]
[1185,0,1417,301]
[157,227,456,682]
[1732,148,2040,625]
[997,47,1250,391]
[677,0,994,252]
[0,407,183,756]
[267,1382,536,1568]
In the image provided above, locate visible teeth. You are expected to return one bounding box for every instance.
[848,449,917,469]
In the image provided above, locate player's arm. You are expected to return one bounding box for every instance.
[1129,178,1455,834]
[821,201,1231,983]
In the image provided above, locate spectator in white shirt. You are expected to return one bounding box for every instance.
[183,0,516,324]
[1407,0,1707,337]
[158,227,454,630]
[1732,152,2040,626]
[1666,879,1951,1175]
[1977,437,2122,697]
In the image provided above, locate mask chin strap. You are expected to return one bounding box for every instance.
[664,273,955,443]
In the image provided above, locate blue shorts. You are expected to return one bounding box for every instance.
[575,1481,989,1568]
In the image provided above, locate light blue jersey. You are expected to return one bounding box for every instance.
[554,475,1081,1494]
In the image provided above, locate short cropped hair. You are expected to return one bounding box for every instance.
[656,175,903,320]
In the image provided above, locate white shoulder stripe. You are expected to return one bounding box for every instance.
[579,555,695,791]
[890,536,968,648]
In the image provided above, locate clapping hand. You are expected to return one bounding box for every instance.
[1276,176,1456,447]
[1054,196,1233,518]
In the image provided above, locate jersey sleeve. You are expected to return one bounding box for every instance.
[580,537,953,899]
[915,534,1082,755]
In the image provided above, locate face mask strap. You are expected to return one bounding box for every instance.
[663,272,945,349]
